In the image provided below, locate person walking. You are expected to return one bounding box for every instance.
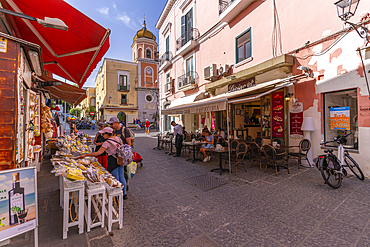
[145,119,150,134]
[78,127,128,199]
[171,121,183,157]
[136,118,141,130]
[91,119,96,130]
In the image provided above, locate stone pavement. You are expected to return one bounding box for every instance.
[6,131,370,246]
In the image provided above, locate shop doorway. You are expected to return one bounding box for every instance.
[117,112,126,127]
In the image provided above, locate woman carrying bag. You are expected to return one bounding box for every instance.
[78,127,128,199]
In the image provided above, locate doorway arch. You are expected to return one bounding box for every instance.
[117,111,126,127]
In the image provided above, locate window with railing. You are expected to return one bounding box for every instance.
[178,71,198,89]
[159,51,173,67]
[118,74,128,91]
[219,0,235,15]
[236,29,251,64]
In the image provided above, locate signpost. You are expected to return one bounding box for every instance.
[0,167,38,246]
[290,102,304,138]
[90,112,94,116]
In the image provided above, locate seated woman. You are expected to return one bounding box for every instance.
[200,129,215,162]
[215,127,225,139]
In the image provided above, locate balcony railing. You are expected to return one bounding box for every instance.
[176,28,200,51]
[177,71,198,89]
[159,51,173,67]
[219,0,235,15]
[118,85,128,91]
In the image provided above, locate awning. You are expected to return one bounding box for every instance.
[161,74,307,115]
[0,0,110,88]
[39,75,86,106]
[167,91,203,108]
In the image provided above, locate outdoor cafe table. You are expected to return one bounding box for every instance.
[183,142,205,163]
[210,148,230,175]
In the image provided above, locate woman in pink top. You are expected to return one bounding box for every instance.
[78,127,127,197]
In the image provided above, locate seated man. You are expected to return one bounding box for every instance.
[200,129,214,162]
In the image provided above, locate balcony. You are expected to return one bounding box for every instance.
[177,71,198,92]
[159,51,173,71]
[175,28,200,57]
[219,0,254,23]
[118,85,129,92]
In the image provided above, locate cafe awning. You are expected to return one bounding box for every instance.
[161,74,307,115]
[39,75,86,106]
[0,0,110,88]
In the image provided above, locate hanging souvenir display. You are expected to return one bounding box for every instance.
[16,69,25,163]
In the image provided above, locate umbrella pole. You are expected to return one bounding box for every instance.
[227,100,231,181]
[64,101,67,135]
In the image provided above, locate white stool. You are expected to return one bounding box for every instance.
[84,186,106,232]
[105,189,123,232]
[63,178,84,239]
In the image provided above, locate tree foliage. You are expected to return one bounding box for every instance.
[69,108,82,117]
[85,106,96,119]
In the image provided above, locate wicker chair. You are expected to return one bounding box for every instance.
[233,143,248,175]
[262,144,289,176]
[248,142,264,171]
[288,139,311,169]
[254,137,263,147]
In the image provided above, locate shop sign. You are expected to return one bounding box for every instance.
[271,91,284,138]
[228,77,255,93]
[90,112,95,116]
[290,102,304,138]
[360,105,370,116]
[0,37,7,53]
[0,167,37,241]
[330,106,350,130]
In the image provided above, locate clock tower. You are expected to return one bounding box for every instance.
[131,20,159,124]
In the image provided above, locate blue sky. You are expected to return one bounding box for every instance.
[62,0,167,87]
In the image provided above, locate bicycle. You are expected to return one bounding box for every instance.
[314,132,364,189]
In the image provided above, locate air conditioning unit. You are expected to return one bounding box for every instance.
[219,64,230,76]
[204,64,218,80]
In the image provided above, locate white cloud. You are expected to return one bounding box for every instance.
[118,14,130,26]
[0,175,7,182]
[97,7,109,15]
[113,3,117,9]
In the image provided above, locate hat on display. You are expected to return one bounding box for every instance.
[107,117,120,124]
[99,127,113,134]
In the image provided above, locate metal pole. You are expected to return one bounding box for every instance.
[226,99,231,180]
[64,101,66,135]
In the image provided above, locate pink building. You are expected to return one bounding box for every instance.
[156,0,370,176]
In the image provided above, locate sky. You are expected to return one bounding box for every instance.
[61,0,167,87]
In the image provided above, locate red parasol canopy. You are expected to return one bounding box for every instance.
[0,0,110,88]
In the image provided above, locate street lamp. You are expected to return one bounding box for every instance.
[0,8,68,31]
[334,0,368,42]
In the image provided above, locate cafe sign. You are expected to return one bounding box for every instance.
[228,77,255,93]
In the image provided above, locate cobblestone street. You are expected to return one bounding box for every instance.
[11,130,370,247]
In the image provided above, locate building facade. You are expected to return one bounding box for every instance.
[156,0,370,176]
[96,21,159,127]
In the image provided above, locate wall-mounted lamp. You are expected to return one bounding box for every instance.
[334,0,368,42]
[297,66,314,78]
[108,96,112,103]
[285,93,294,102]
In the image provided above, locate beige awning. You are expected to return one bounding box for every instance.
[161,74,307,115]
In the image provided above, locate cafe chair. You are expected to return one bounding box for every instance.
[272,138,282,146]
[246,135,253,141]
[262,144,289,176]
[288,139,311,169]
[254,137,263,147]
[248,142,264,171]
[234,143,248,175]
[182,135,192,157]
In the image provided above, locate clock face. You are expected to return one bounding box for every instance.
[146,68,152,74]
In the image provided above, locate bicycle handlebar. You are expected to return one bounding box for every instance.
[320,132,353,145]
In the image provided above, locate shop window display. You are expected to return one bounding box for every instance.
[324,89,358,149]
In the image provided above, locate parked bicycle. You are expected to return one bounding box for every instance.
[314,132,364,189]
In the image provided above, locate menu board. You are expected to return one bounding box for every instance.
[330,106,350,130]
[290,102,304,138]
[271,91,284,138]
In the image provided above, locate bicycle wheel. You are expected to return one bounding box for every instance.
[321,161,342,189]
[345,154,364,181]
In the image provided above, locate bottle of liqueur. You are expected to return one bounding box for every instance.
[8,173,25,225]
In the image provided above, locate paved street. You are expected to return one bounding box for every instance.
[8,130,370,247]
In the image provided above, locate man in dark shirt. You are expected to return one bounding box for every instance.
[171,121,183,157]
[108,117,131,145]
